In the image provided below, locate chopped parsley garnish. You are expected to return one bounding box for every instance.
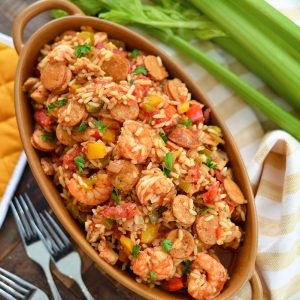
[161,239,172,252]
[149,271,157,281]
[93,120,110,134]
[47,103,57,112]
[48,99,68,112]
[74,43,91,58]
[57,98,68,106]
[41,132,54,142]
[205,158,217,169]
[74,156,85,173]
[131,49,140,58]
[129,79,134,86]
[132,245,141,258]
[78,121,87,132]
[198,207,209,215]
[133,66,148,75]
[159,132,168,143]
[112,188,121,204]
[183,260,192,275]
[180,118,193,126]
[163,152,173,177]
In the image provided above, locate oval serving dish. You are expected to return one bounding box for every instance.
[13,1,259,299]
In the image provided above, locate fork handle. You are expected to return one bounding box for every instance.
[41,265,62,300]
[73,275,94,300]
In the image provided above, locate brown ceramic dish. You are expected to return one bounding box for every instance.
[13,1,261,299]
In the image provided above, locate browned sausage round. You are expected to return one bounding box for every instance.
[101,55,129,82]
[166,229,194,259]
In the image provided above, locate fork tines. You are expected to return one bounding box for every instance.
[37,211,73,260]
[11,193,41,245]
[0,267,33,300]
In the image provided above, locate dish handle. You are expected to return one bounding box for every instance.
[12,0,84,54]
[250,268,263,299]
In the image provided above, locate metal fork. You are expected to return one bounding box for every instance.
[10,194,62,300]
[30,210,94,300]
[0,267,48,300]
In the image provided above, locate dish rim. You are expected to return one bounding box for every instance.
[14,15,258,300]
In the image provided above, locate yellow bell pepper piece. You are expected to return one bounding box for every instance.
[177,102,190,114]
[211,134,225,145]
[87,143,107,160]
[102,129,116,143]
[208,125,222,135]
[141,95,164,113]
[77,31,94,45]
[120,235,134,253]
[141,223,159,244]
[179,180,192,194]
[70,84,81,93]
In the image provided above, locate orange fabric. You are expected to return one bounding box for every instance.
[0,42,22,198]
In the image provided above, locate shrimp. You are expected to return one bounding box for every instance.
[187,253,228,300]
[56,124,76,146]
[107,160,140,192]
[117,120,153,163]
[172,195,196,227]
[168,127,202,149]
[166,229,194,259]
[57,100,86,127]
[40,157,54,176]
[222,225,242,250]
[30,84,49,104]
[132,248,174,281]
[110,103,139,123]
[31,128,56,152]
[194,213,218,246]
[136,170,176,210]
[144,55,168,81]
[48,45,76,64]
[101,54,129,82]
[98,240,119,265]
[67,171,113,206]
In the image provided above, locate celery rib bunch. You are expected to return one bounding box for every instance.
[61,0,300,139]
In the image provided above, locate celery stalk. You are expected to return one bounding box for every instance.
[189,0,300,111]
[239,0,300,51]
[215,37,293,104]
[230,0,300,63]
[153,30,300,139]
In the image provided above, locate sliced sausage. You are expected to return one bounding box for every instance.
[144,55,168,81]
[101,54,129,82]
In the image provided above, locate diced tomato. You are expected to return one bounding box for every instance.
[113,48,128,58]
[186,104,203,123]
[203,182,220,203]
[216,226,223,240]
[62,145,82,171]
[34,110,54,130]
[203,107,211,124]
[102,203,136,219]
[215,169,224,183]
[95,42,105,49]
[186,165,201,183]
[162,277,185,292]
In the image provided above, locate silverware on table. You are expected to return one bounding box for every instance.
[10,194,62,300]
[32,211,94,300]
[0,267,48,300]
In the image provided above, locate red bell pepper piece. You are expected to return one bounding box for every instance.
[186,104,203,123]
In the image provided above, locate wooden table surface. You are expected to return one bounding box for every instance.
[0,1,144,299]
